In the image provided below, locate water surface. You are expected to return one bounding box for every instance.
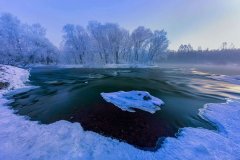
[10,66,240,150]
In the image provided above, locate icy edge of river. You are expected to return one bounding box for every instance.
[0,65,239,160]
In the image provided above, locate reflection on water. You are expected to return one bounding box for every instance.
[9,66,240,150]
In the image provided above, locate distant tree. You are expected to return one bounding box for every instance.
[178,44,193,53]
[167,42,240,65]
[197,46,202,52]
[0,14,171,66]
[61,23,170,65]
[131,26,153,62]
[229,43,235,50]
[221,42,228,50]
[0,13,23,64]
[62,24,91,64]
[87,21,130,64]
[0,13,58,66]
[24,23,58,64]
[87,21,108,63]
[149,30,169,61]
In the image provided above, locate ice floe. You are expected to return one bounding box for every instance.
[0,65,240,160]
[101,91,164,113]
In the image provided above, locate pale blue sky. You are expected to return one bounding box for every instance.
[0,0,240,50]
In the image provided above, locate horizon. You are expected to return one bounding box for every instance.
[0,0,240,50]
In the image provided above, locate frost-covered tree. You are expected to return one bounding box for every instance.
[23,23,58,64]
[60,22,169,65]
[99,23,129,64]
[0,13,58,66]
[3,13,240,66]
[61,24,91,64]
[87,22,130,64]
[87,21,108,64]
[118,30,131,63]
[0,13,23,64]
[130,26,153,62]
[149,30,169,61]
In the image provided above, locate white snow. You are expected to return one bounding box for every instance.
[0,65,30,91]
[210,75,240,85]
[101,91,164,113]
[0,65,240,160]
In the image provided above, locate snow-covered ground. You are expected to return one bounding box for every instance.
[101,91,164,113]
[210,75,240,85]
[0,65,240,160]
[0,65,30,90]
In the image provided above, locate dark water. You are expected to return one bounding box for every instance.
[10,66,240,150]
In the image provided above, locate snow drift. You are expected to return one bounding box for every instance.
[0,65,240,160]
[101,91,164,113]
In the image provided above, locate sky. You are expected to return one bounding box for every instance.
[0,0,240,50]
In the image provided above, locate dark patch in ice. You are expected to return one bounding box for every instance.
[143,95,151,101]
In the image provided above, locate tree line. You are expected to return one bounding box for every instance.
[166,43,240,65]
[0,13,168,66]
[61,22,168,65]
[0,13,240,66]
[0,13,58,66]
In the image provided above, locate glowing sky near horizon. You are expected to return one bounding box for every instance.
[0,0,239,50]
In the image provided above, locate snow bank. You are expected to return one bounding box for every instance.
[210,75,240,85]
[0,65,240,160]
[101,91,164,113]
[0,65,30,91]
[163,99,240,159]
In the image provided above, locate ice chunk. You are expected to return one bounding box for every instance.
[101,91,164,113]
[209,75,240,85]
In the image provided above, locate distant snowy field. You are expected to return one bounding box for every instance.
[0,65,240,160]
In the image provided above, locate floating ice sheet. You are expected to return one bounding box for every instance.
[101,91,164,113]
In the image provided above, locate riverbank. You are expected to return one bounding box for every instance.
[0,65,239,159]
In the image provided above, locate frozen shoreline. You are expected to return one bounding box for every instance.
[0,65,240,159]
